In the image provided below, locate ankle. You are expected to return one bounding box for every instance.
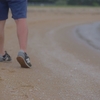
[0,51,5,56]
[19,50,26,53]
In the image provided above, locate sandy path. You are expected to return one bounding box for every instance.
[0,7,100,100]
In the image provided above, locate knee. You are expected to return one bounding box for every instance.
[15,18,26,24]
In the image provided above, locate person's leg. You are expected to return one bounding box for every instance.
[0,20,12,62]
[0,2,12,62]
[15,18,32,68]
[0,20,6,55]
[15,19,31,68]
[8,0,32,67]
[8,0,28,52]
[15,18,28,52]
[0,1,9,55]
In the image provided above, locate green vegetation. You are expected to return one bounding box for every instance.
[28,0,100,6]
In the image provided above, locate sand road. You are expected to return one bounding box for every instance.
[0,7,100,100]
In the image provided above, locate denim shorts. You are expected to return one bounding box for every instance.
[0,0,27,20]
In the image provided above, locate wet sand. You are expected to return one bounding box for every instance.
[75,22,100,51]
[0,7,100,100]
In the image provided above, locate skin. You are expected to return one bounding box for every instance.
[0,18,28,55]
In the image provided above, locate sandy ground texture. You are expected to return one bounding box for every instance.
[0,7,100,100]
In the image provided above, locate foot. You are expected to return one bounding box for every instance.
[16,51,32,68]
[0,51,12,62]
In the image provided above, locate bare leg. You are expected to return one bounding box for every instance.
[15,18,32,68]
[15,18,28,52]
[0,20,6,55]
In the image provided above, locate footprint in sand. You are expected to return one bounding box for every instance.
[1,68,6,70]
[8,70,16,73]
[1,68,16,73]
[21,84,34,89]
[0,76,4,81]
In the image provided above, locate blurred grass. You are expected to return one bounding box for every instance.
[27,5,100,15]
[28,4,100,8]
